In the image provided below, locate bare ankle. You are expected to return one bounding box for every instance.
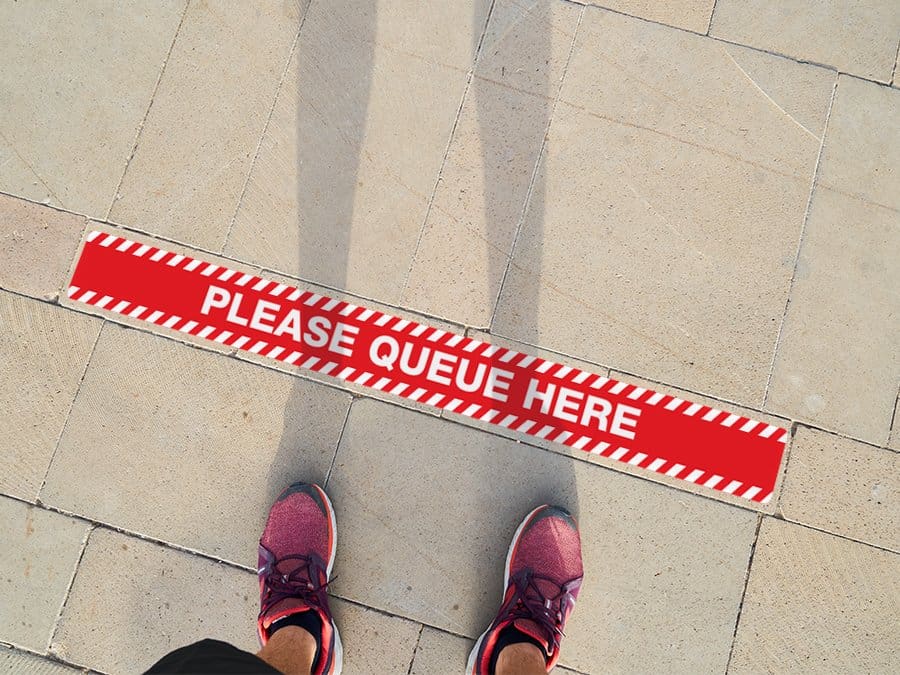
[256,625,317,675]
[495,641,548,675]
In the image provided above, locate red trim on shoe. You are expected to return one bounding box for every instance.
[258,604,336,675]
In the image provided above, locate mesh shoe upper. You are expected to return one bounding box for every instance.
[469,505,583,674]
[257,482,341,675]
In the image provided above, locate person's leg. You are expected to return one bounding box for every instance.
[467,505,584,675]
[255,482,343,675]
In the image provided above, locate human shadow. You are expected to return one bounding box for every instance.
[270,0,579,651]
[266,0,375,501]
[468,0,580,631]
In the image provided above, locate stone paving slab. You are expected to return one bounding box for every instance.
[0,646,86,675]
[327,398,757,673]
[0,0,185,217]
[51,527,422,675]
[710,0,900,83]
[493,8,835,406]
[729,517,900,672]
[330,602,421,674]
[814,78,899,209]
[401,0,581,326]
[409,628,473,675]
[109,0,304,250]
[41,323,351,567]
[588,0,715,34]
[0,195,87,301]
[0,291,101,501]
[0,496,89,653]
[767,76,899,446]
[51,527,258,673]
[225,0,491,302]
[780,426,898,552]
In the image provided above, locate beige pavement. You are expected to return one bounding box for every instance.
[1,1,898,673]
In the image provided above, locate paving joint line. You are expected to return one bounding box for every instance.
[488,2,585,331]
[104,0,190,222]
[705,0,719,36]
[772,421,799,514]
[107,221,249,268]
[323,403,353,488]
[399,0,498,295]
[890,38,900,87]
[35,321,104,498]
[771,511,900,555]
[18,502,467,641]
[404,624,425,675]
[885,385,899,450]
[46,524,95,654]
[15,482,900,561]
[778,420,895,456]
[724,513,763,674]
[566,0,898,90]
[220,2,309,254]
[761,76,838,408]
[0,189,93,221]
[0,640,105,675]
[0,194,234,267]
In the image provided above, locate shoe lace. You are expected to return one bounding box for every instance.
[258,544,332,618]
[500,569,582,655]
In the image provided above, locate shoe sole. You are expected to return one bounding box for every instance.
[314,484,343,675]
[313,484,339,578]
[465,504,546,675]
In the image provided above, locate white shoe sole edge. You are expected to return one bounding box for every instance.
[465,505,546,675]
[315,485,343,675]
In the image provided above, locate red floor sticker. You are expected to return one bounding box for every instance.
[67,230,787,503]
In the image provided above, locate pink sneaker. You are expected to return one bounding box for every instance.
[257,482,342,674]
[467,505,583,674]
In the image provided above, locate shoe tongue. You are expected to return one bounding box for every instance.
[532,577,562,600]
[262,597,313,631]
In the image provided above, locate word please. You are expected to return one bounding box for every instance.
[201,286,359,356]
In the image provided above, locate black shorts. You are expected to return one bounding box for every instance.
[144,639,281,674]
